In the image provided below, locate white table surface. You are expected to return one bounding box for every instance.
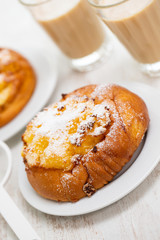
[0,1,160,239]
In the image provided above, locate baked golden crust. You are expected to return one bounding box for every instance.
[0,48,36,127]
[22,84,149,202]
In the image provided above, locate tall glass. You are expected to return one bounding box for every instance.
[19,0,112,72]
[88,0,160,76]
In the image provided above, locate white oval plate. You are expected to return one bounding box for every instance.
[19,82,160,216]
[0,46,58,141]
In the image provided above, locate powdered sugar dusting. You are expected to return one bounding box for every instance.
[33,100,110,141]
[92,126,106,136]
[0,49,14,65]
[68,103,110,146]
[24,94,111,169]
[92,104,110,120]
[33,100,87,137]
[91,84,114,100]
[69,133,82,146]
[77,117,95,134]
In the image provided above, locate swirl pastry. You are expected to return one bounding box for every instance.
[22,84,149,202]
[0,48,36,127]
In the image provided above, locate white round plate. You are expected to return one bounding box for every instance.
[0,46,58,141]
[19,82,160,216]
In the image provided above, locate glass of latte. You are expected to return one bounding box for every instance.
[89,0,160,76]
[19,0,112,72]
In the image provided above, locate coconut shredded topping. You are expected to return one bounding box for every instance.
[33,101,87,137]
[32,99,110,140]
[23,95,111,169]
[92,126,107,136]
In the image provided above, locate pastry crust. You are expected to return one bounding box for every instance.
[0,48,36,127]
[22,84,149,202]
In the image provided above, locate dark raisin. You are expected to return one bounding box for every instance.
[83,183,96,197]
[61,93,67,99]
[105,106,109,110]
[92,146,97,153]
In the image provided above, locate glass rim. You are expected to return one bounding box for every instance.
[18,0,51,7]
[88,0,129,8]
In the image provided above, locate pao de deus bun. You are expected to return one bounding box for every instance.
[0,48,36,127]
[21,84,149,202]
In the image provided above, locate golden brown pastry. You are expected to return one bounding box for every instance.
[22,84,149,202]
[0,48,36,127]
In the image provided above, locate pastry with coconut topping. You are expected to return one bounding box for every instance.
[22,84,149,202]
[0,48,36,127]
